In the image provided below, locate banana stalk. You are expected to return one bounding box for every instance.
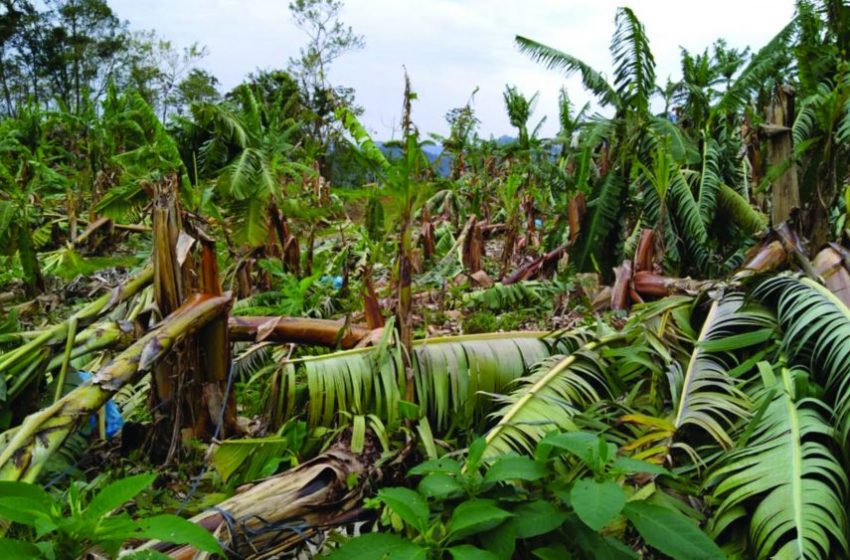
[0,267,153,393]
[0,293,231,482]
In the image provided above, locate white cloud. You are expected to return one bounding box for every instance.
[110,0,795,138]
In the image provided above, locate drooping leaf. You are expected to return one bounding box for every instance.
[624,501,723,560]
[378,487,429,532]
[84,474,157,520]
[448,545,500,560]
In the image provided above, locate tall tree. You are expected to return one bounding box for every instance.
[287,0,364,178]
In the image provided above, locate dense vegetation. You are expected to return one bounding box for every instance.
[1,0,850,558]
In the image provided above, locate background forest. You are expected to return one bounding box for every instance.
[1,0,850,558]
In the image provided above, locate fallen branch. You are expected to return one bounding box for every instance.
[502,242,569,285]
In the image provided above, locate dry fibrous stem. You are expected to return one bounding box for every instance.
[141,440,377,559]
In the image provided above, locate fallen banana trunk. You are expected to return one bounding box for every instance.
[228,316,370,349]
[502,242,569,285]
[0,293,231,482]
[142,440,378,559]
[633,272,710,297]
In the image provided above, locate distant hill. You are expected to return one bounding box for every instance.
[375,140,451,177]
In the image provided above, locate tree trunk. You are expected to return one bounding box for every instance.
[764,85,800,227]
[149,175,237,461]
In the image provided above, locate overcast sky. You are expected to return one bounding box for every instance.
[109,0,795,139]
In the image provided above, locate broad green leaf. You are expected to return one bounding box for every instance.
[510,500,568,538]
[327,533,426,560]
[0,538,44,560]
[570,479,625,531]
[610,457,670,476]
[418,473,464,500]
[479,522,516,559]
[137,514,223,554]
[562,514,638,560]
[537,431,598,465]
[466,437,487,471]
[378,487,429,532]
[447,499,512,541]
[0,497,56,529]
[448,545,500,560]
[0,481,53,509]
[484,455,547,484]
[85,474,157,520]
[624,502,723,560]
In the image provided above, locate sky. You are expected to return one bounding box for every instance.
[109,0,796,139]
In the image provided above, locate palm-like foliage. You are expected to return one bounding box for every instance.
[708,370,848,559]
[190,85,311,247]
[261,332,552,431]
[482,331,614,458]
[755,275,850,440]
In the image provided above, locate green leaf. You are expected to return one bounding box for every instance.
[327,533,426,560]
[0,538,45,560]
[378,487,429,532]
[479,522,516,559]
[0,497,56,529]
[418,473,464,500]
[466,437,487,471]
[533,545,572,560]
[448,545,500,560]
[137,514,223,554]
[0,481,53,509]
[510,500,568,538]
[697,328,774,352]
[447,499,513,541]
[624,501,723,560]
[570,479,625,531]
[211,437,289,483]
[537,431,599,466]
[123,552,173,560]
[484,456,547,484]
[85,474,157,520]
[409,457,462,476]
[562,514,638,559]
[609,457,670,476]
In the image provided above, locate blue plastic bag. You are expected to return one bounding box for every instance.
[74,371,124,438]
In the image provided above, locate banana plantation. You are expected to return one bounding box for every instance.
[1,0,850,558]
